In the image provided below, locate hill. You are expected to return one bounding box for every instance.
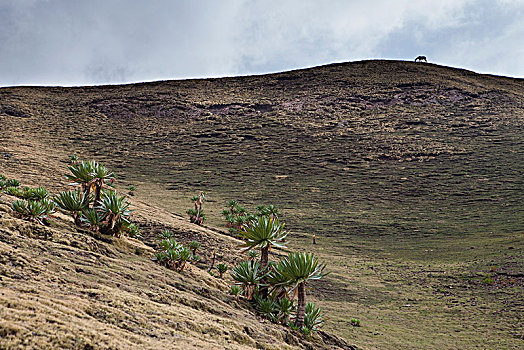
[1,60,523,349]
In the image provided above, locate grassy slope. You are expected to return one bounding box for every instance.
[0,189,351,349]
[1,60,523,349]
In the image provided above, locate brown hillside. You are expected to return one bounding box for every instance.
[1,60,523,349]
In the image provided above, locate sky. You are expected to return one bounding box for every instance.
[0,0,523,86]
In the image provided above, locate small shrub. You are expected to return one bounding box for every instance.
[11,200,28,216]
[11,186,50,201]
[178,247,192,272]
[230,260,265,301]
[482,274,494,285]
[159,238,182,252]
[12,198,56,225]
[255,296,278,322]
[69,154,79,164]
[248,250,259,260]
[154,251,167,264]
[5,179,20,188]
[276,297,295,325]
[122,222,140,238]
[223,200,251,231]
[224,202,280,232]
[255,204,279,218]
[302,302,326,337]
[189,240,200,255]
[217,263,228,278]
[158,229,174,240]
[155,238,192,272]
[188,191,206,225]
[19,187,33,200]
[97,191,132,236]
[288,321,300,332]
[4,186,23,197]
[166,247,181,269]
[27,187,49,201]
[128,185,136,196]
[229,285,241,299]
[350,318,361,327]
[54,189,92,227]
[81,208,102,232]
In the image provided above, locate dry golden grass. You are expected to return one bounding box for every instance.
[0,196,352,349]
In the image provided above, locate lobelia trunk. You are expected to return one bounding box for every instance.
[73,213,83,227]
[82,183,91,197]
[193,201,200,224]
[259,246,269,299]
[94,181,102,208]
[296,282,306,328]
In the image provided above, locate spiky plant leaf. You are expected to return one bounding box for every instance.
[178,247,192,262]
[166,247,181,265]
[229,285,241,296]
[189,240,200,251]
[159,238,181,251]
[274,252,328,288]
[277,297,296,324]
[255,296,278,321]
[81,208,102,232]
[11,200,28,215]
[122,222,140,238]
[217,263,228,277]
[154,251,167,265]
[5,179,20,187]
[302,302,326,336]
[29,187,49,201]
[4,186,22,197]
[158,229,174,240]
[54,189,91,214]
[90,162,114,182]
[65,160,96,191]
[230,260,266,300]
[97,191,132,234]
[13,199,56,225]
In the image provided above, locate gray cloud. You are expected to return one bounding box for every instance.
[0,0,522,86]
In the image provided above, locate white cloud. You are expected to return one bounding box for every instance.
[0,0,522,86]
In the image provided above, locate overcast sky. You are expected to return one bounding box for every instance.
[1,0,523,86]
